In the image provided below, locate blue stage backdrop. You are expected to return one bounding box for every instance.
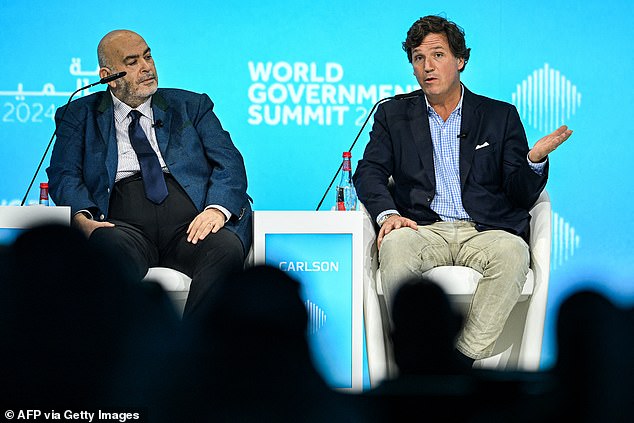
[1,0,633,369]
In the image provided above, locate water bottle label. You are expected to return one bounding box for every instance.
[335,185,357,211]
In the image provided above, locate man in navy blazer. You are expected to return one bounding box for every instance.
[354,16,571,365]
[47,30,252,319]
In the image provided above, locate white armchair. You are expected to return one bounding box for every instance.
[363,190,552,385]
[143,267,192,316]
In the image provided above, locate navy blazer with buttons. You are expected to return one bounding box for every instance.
[353,85,547,242]
[46,88,252,252]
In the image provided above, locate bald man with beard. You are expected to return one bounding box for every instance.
[47,30,252,320]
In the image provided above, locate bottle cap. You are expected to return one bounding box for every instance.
[342,151,352,158]
[40,182,49,189]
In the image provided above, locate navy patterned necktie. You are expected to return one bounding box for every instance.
[128,110,168,204]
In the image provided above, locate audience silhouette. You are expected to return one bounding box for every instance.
[0,224,180,409]
[389,277,468,375]
[551,289,634,422]
[1,226,633,422]
[153,264,363,422]
[363,277,477,422]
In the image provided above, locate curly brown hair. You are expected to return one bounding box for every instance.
[402,15,471,72]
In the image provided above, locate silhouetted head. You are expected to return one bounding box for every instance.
[391,277,463,374]
[554,289,633,421]
[0,224,177,406]
[185,265,347,422]
[555,289,618,371]
[204,265,308,347]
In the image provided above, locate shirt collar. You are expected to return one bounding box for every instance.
[111,91,153,123]
[425,84,464,117]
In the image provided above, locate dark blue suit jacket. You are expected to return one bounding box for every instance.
[46,88,252,252]
[353,86,547,242]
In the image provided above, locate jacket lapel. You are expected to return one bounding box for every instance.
[151,90,171,154]
[459,86,480,189]
[96,92,118,185]
[408,97,436,189]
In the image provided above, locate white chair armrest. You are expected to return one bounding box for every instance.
[144,267,192,292]
[360,203,389,385]
[520,189,552,369]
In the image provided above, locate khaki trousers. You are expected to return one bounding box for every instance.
[379,221,529,359]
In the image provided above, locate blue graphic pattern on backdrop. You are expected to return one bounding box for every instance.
[512,63,582,133]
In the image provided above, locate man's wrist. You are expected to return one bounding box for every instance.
[205,205,231,222]
[74,210,94,220]
[378,213,399,226]
[528,149,547,163]
[526,151,547,176]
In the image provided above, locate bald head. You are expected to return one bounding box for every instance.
[97,29,159,107]
[98,30,145,68]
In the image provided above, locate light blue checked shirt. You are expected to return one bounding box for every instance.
[427,90,469,221]
[376,87,546,225]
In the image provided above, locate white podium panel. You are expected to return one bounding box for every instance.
[0,206,71,245]
[253,210,374,392]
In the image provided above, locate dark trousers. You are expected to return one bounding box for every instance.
[89,174,244,320]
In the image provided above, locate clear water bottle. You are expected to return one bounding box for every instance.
[39,182,49,206]
[335,152,357,211]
